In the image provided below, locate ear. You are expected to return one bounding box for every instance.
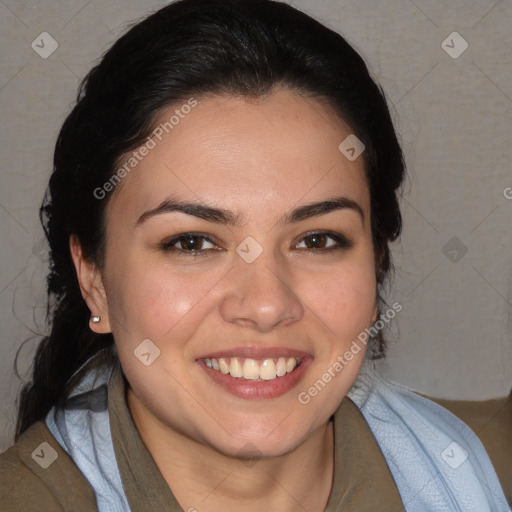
[69,234,111,333]
[371,303,378,324]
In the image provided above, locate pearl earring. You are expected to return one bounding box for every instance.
[92,316,101,323]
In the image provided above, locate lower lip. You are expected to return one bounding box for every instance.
[198,358,313,399]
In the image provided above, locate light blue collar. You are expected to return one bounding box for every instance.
[348,362,510,511]
[46,363,130,512]
[46,360,509,511]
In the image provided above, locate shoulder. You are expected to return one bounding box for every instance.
[349,368,511,508]
[0,420,97,512]
[427,392,512,504]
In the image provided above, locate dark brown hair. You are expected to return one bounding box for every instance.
[15,0,405,439]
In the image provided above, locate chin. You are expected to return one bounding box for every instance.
[204,424,309,462]
[226,440,297,462]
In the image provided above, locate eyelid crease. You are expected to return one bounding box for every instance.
[160,230,353,254]
[294,229,353,246]
[160,231,219,249]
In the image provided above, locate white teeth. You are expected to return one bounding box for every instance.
[276,357,287,377]
[205,356,301,381]
[260,359,277,380]
[219,357,230,374]
[286,357,296,373]
[242,358,260,380]
[229,357,243,378]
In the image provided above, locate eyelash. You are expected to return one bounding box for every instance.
[160,231,353,256]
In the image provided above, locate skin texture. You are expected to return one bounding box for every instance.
[70,88,378,511]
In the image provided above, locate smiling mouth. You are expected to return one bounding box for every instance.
[201,356,302,381]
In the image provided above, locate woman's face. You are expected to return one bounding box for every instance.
[97,89,377,458]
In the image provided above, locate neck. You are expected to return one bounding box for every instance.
[127,389,334,512]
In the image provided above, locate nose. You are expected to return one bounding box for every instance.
[219,251,304,333]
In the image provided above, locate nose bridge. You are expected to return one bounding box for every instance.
[219,242,303,331]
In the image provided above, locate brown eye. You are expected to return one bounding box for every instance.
[296,231,353,252]
[161,233,217,254]
[178,235,206,251]
[303,233,329,249]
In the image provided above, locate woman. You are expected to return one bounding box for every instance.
[0,0,509,510]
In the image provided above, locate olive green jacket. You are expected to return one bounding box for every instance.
[1,364,510,511]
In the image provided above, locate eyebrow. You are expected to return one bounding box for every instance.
[135,195,364,227]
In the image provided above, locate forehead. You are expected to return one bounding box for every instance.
[107,89,370,223]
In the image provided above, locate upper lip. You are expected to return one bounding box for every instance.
[196,346,312,360]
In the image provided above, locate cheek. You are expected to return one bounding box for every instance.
[104,241,376,351]
[105,257,224,342]
[299,264,376,338]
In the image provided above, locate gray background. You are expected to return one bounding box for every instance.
[0,0,511,452]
